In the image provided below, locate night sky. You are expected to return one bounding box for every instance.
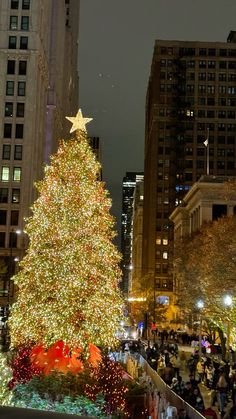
[79,0,236,243]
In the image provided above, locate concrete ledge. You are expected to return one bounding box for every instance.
[0,406,96,419]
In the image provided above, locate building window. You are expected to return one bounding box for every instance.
[208,48,216,56]
[18,82,25,96]
[12,189,20,203]
[219,61,227,69]
[2,145,11,160]
[156,238,161,245]
[11,0,19,9]
[10,16,18,30]
[0,189,8,203]
[13,167,21,182]
[14,145,22,160]
[1,167,10,182]
[20,36,28,49]
[19,60,27,75]
[11,210,19,226]
[0,233,6,248]
[0,211,7,225]
[8,36,17,49]
[163,251,168,259]
[15,124,24,139]
[22,0,30,9]
[7,60,15,75]
[6,81,14,96]
[3,124,12,138]
[163,239,168,245]
[21,16,29,31]
[16,103,24,117]
[5,103,13,117]
[199,60,206,68]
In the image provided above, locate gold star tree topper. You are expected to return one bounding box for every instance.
[66,109,93,133]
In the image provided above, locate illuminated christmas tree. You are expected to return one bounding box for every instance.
[9,109,124,359]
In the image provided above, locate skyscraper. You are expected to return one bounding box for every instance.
[142,32,236,317]
[121,172,143,296]
[0,0,79,305]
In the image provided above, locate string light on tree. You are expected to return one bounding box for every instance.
[9,109,124,363]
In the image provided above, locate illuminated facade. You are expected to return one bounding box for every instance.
[0,0,79,307]
[121,172,143,295]
[143,32,236,315]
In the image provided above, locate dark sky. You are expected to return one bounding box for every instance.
[78,0,236,241]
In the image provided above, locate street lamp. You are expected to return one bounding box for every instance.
[223,294,233,362]
[196,300,204,357]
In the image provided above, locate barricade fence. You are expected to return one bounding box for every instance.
[120,352,205,419]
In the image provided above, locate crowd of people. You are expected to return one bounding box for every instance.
[143,334,236,418]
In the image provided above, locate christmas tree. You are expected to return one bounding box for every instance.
[9,109,124,358]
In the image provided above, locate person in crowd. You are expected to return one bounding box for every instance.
[205,364,215,388]
[229,364,236,405]
[191,387,205,413]
[203,405,218,419]
[161,362,175,386]
[178,408,190,419]
[216,368,228,416]
[223,404,236,419]
[170,352,181,378]
[182,381,194,405]
[196,358,205,383]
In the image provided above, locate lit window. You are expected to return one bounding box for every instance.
[163,252,168,259]
[1,167,10,182]
[163,239,168,246]
[13,167,21,182]
[140,195,144,200]
[156,238,161,245]
[10,16,18,30]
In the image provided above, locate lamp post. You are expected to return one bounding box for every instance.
[196,300,204,357]
[223,294,233,362]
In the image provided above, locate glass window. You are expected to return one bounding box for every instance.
[18,82,25,96]
[20,36,28,49]
[6,81,14,95]
[0,211,7,225]
[163,251,168,259]
[10,16,18,30]
[8,36,17,49]
[2,145,11,160]
[0,189,8,203]
[11,0,19,9]
[21,16,29,30]
[19,60,27,75]
[0,233,6,248]
[5,103,13,117]
[22,0,30,9]
[9,231,17,248]
[12,189,20,203]
[13,167,21,182]
[15,124,23,139]
[163,239,168,245]
[11,210,19,226]
[16,103,24,117]
[7,60,15,74]
[4,124,12,138]
[14,145,22,160]
[1,167,10,182]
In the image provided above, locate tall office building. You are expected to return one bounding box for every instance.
[121,172,143,296]
[0,0,79,305]
[143,31,236,316]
